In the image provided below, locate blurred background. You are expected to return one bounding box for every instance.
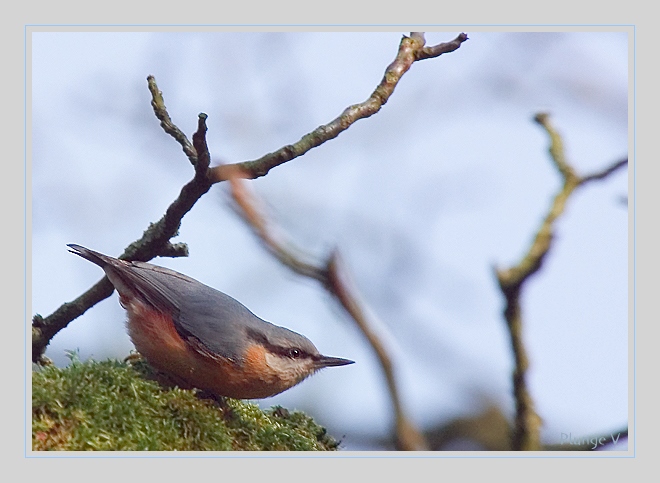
[30,30,629,451]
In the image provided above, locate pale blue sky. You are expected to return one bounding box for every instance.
[31,30,629,450]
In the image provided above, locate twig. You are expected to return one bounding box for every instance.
[229,177,429,451]
[414,32,470,60]
[580,158,628,185]
[495,113,628,450]
[147,75,197,163]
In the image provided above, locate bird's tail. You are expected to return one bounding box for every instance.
[67,244,111,268]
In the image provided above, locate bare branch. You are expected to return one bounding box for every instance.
[496,113,627,450]
[147,75,197,163]
[228,176,326,282]
[209,33,468,182]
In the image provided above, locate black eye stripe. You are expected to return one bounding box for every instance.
[245,328,311,360]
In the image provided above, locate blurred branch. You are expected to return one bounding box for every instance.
[495,112,628,450]
[33,32,468,368]
[209,32,468,182]
[426,405,512,451]
[229,176,428,451]
[580,158,628,185]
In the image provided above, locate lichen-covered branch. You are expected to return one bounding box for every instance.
[495,112,628,450]
[229,177,428,451]
[209,32,468,182]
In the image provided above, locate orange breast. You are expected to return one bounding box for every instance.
[123,298,297,399]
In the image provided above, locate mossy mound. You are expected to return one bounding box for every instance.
[32,357,342,451]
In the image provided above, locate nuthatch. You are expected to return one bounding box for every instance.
[68,244,353,399]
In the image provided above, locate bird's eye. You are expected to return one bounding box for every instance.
[287,348,301,359]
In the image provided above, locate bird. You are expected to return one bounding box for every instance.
[68,244,353,399]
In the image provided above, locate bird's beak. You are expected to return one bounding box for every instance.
[314,355,355,368]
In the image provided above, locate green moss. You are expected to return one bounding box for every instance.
[32,356,341,451]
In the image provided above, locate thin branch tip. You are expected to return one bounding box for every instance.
[533,112,549,124]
